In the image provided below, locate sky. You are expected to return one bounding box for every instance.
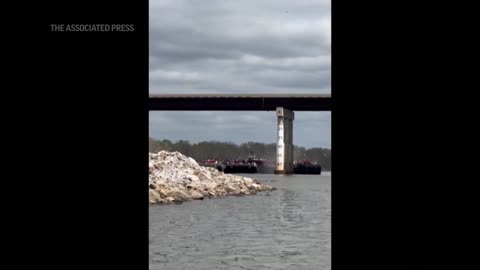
[149,0,331,148]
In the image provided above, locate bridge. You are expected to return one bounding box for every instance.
[149,94,331,111]
[149,94,332,174]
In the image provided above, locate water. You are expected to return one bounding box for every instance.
[149,173,331,270]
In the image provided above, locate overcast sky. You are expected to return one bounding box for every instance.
[149,0,331,148]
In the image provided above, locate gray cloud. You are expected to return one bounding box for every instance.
[149,0,331,148]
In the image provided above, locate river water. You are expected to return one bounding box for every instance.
[149,173,331,270]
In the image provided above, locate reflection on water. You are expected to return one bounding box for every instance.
[281,189,302,224]
[149,174,331,270]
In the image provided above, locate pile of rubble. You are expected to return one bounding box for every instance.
[149,151,275,204]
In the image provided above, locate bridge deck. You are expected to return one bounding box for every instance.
[149,94,332,111]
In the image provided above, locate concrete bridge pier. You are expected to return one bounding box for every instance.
[275,107,294,175]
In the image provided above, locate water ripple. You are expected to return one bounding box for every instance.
[150,174,331,270]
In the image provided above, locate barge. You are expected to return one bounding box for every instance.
[293,160,322,175]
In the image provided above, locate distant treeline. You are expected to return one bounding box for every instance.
[149,138,331,170]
